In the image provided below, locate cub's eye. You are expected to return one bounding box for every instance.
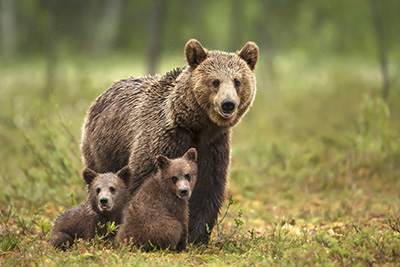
[96,188,101,194]
[234,79,241,88]
[171,176,178,184]
[110,187,115,193]
[212,79,220,88]
[185,174,191,181]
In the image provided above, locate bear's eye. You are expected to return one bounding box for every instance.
[185,174,191,181]
[110,187,115,193]
[96,188,101,194]
[171,176,178,184]
[234,79,241,88]
[212,79,220,88]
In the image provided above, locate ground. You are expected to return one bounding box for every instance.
[0,52,400,266]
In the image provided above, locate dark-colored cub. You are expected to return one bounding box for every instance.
[116,148,197,251]
[50,167,131,250]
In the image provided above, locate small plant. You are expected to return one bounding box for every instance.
[384,213,400,234]
[212,196,248,254]
[234,209,244,228]
[0,208,21,253]
[94,221,119,242]
[215,196,234,241]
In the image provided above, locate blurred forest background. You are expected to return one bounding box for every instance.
[1,0,399,82]
[1,0,400,265]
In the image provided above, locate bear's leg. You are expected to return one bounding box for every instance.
[176,225,188,251]
[188,132,230,244]
[50,232,75,251]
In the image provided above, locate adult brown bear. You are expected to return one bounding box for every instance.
[81,39,258,244]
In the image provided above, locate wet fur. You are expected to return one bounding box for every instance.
[49,167,131,250]
[116,149,198,251]
[81,39,258,244]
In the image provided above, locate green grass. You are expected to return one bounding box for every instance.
[1,52,400,266]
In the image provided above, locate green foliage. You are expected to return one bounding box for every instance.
[385,213,400,234]
[0,51,399,265]
[1,0,398,59]
[94,221,119,242]
[353,95,393,160]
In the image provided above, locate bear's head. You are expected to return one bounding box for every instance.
[184,39,258,127]
[156,148,198,200]
[82,166,132,215]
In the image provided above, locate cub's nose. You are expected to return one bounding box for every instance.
[221,99,236,113]
[100,197,108,205]
[180,188,188,196]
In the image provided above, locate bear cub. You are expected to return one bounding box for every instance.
[116,148,198,251]
[50,166,131,250]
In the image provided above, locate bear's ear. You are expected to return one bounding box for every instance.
[185,39,208,69]
[117,166,132,184]
[183,148,197,162]
[82,168,97,185]
[156,155,170,170]
[237,41,259,71]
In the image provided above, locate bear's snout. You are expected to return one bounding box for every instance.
[100,197,108,205]
[177,187,190,199]
[180,188,188,196]
[221,99,236,114]
[176,179,192,199]
[218,99,236,118]
[98,196,112,211]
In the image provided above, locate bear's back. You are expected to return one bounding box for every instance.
[50,203,96,249]
[81,70,182,174]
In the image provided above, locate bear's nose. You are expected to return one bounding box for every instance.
[180,188,188,196]
[221,99,236,113]
[100,197,108,204]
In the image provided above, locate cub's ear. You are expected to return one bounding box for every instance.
[82,168,97,185]
[183,148,197,162]
[237,41,259,71]
[185,39,208,69]
[117,166,132,184]
[156,155,170,169]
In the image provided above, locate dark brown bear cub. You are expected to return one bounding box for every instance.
[81,39,258,244]
[116,148,197,251]
[50,167,131,250]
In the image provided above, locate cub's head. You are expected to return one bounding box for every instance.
[82,166,132,215]
[184,39,258,127]
[156,148,198,200]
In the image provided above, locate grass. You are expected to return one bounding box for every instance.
[1,52,400,266]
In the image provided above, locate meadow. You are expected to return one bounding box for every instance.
[1,52,400,266]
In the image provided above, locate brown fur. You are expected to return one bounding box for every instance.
[116,148,197,251]
[49,167,131,250]
[81,39,258,244]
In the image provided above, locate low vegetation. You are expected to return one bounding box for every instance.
[1,53,399,265]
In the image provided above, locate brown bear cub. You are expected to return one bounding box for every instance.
[50,166,131,250]
[116,148,197,251]
[81,39,258,244]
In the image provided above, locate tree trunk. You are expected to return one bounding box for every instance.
[1,0,17,60]
[258,0,275,78]
[369,0,390,101]
[94,0,122,56]
[148,0,166,75]
[44,0,57,99]
[231,0,244,51]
